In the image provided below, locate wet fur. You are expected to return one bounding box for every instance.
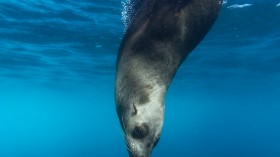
[116,0,221,156]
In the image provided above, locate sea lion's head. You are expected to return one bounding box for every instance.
[116,76,165,157]
[115,55,167,157]
[118,102,164,157]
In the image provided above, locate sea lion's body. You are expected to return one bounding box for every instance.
[115,0,221,156]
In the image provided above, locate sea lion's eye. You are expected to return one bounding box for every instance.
[132,123,149,139]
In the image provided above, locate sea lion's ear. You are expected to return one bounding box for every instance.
[133,103,138,115]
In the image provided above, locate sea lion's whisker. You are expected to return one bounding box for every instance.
[115,125,125,138]
[125,138,134,154]
[128,146,133,153]
[121,117,127,134]
[121,116,135,153]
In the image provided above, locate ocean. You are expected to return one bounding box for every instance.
[0,0,279,157]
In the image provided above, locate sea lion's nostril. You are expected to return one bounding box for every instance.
[132,123,149,139]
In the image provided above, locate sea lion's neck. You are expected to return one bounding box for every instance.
[115,57,168,107]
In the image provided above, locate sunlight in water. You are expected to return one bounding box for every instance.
[121,0,132,29]
[121,0,144,29]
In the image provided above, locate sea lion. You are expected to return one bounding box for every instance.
[115,0,221,156]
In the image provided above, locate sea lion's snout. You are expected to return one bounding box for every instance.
[126,132,155,157]
[118,102,164,157]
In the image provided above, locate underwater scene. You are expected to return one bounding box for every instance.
[0,0,280,157]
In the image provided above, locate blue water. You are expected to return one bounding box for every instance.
[0,0,280,157]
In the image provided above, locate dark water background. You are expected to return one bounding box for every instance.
[0,0,280,157]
